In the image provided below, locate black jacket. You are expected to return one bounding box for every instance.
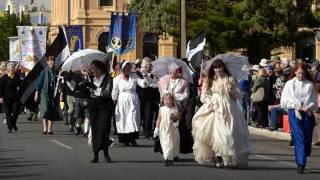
[87,74,114,111]
[0,74,22,101]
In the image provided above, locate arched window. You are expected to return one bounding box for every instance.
[143,33,158,60]
[98,32,109,53]
[100,0,113,6]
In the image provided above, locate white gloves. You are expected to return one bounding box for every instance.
[295,110,302,120]
[173,122,179,128]
[153,127,159,137]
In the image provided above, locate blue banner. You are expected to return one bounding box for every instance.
[65,25,83,53]
[108,13,136,55]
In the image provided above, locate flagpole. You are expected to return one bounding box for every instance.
[181,0,187,58]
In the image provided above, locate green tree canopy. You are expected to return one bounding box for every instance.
[130,0,320,62]
[0,13,31,61]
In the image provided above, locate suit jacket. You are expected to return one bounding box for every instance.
[0,74,22,101]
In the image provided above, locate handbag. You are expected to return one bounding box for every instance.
[251,87,265,103]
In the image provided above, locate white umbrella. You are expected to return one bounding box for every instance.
[61,49,109,72]
[151,57,194,83]
[205,54,250,81]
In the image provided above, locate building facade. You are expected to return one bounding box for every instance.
[50,0,177,60]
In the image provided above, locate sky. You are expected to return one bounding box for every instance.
[0,0,51,11]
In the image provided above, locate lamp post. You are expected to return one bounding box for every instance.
[181,0,186,58]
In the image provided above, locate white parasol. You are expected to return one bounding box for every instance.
[61,49,110,72]
[205,54,250,81]
[151,57,194,83]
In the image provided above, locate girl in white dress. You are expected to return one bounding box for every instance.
[192,59,250,168]
[112,61,148,146]
[154,93,180,166]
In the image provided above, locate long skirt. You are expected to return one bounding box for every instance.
[89,108,113,152]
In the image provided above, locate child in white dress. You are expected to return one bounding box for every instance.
[154,93,180,166]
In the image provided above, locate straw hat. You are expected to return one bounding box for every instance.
[250,65,260,71]
[259,58,270,67]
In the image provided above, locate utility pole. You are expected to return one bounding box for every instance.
[181,0,187,58]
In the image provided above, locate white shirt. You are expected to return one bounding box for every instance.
[93,74,106,96]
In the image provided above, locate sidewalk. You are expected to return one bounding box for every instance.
[248,126,291,141]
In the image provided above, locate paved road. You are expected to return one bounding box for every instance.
[0,114,319,180]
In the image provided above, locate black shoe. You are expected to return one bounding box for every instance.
[48,131,54,135]
[13,125,18,131]
[131,140,138,147]
[75,127,81,135]
[42,131,47,135]
[173,157,179,162]
[91,158,98,163]
[297,166,304,174]
[91,152,98,163]
[27,116,33,121]
[267,126,276,131]
[169,160,173,165]
[103,148,111,163]
[8,129,12,133]
[164,159,170,166]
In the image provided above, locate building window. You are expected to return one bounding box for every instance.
[100,0,113,6]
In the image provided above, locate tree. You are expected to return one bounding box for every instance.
[0,13,31,61]
[129,0,320,62]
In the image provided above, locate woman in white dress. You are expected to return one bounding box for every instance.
[154,93,180,166]
[112,61,148,146]
[192,59,250,168]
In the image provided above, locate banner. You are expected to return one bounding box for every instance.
[65,25,83,53]
[8,37,22,62]
[17,26,47,70]
[108,13,136,55]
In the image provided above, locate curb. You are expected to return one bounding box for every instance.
[248,126,291,141]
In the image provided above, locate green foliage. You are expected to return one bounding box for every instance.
[130,0,320,61]
[0,12,31,61]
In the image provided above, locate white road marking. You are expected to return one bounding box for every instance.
[254,154,296,167]
[50,139,73,150]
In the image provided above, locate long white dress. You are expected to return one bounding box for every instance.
[159,106,180,160]
[192,76,250,167]
[112,73,147,135]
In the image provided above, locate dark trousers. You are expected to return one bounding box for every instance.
[3,100,20,131]
[254,102,268,127]
[288,109,315,167]
[141,100,159,137]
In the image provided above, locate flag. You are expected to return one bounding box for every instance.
[18,26,70,106]
[108,13,136,55]
[17,26,47,70]
[47,26,70,67]
[65,25,83,53]
[186,30,206,70]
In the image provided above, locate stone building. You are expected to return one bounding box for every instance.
[50,0,177,60]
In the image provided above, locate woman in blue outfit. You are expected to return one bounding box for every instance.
[34,56,61,134]
[281,63,317,174]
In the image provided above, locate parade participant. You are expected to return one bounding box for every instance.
[137,57,160,138]
[192,59,250,168]
[154,92,180,166]
[34,56,61,135]
[87,60,114,163]
[281,63,317,174]
[0,63,22,133]
[157,63,192,154]
[112,61,148,146]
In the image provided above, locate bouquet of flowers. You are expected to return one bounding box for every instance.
[170,112,181,123]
